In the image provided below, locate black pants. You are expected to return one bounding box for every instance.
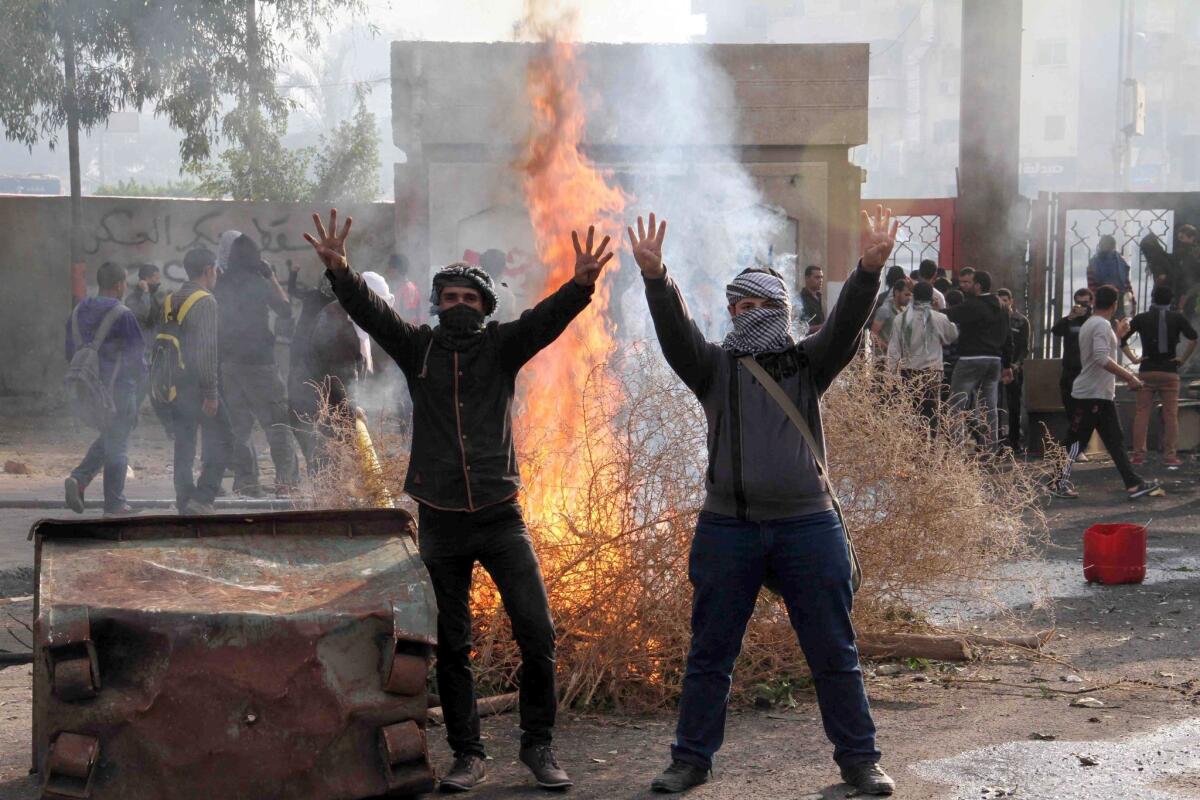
[1004,369,1024,449]
[1058,398,1142,490]
[1059,374,1078,446]
[169,383,234,506]
[418,500,556,757]
[900,368,942,427]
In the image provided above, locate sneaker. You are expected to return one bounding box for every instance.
[64,477,86,514]
[233,483,265,499]
[650,760,710,793]
[1075,452,1090,463]
[103,504,141,518]
[520,744,573,790]
[840,762,896,795]
[1130,453,1145,465]
[1165,457,1184,469]
[1048,480,1078,499]
[1127,480,1163,501]
[438,754,487,793]
[180,499,215,516]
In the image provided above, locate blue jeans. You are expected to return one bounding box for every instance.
[672,509,880,771]
[949,356,1002,447]
[70,384,138,513]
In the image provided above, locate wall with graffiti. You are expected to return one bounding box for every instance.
[0,195,395,399]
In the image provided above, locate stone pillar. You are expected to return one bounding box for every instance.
[957,0,1024,294]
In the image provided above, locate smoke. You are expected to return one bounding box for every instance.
[518,3,790,341]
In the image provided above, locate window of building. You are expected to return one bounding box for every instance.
[1044,115,1067,141]
[1035,39,1068,67]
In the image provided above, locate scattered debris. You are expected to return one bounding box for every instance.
[875,664,902,676]
[2,460,30,475]
[980,787,1015,798]
[1029,732,1056,741]
[1070,697,1105,708]
[1074,754,1100,767]
[1061,674,1083,683]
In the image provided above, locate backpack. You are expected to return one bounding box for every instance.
[64,302,130,430]
[149,290,211,405]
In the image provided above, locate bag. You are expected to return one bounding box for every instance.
[738,356,863,593]
[149,290,210,405]
[64,303,129,430]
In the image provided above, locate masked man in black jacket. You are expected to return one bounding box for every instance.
[305,210,612,794]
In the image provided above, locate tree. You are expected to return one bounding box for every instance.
[312,90,381,203]
[0,1,365,272]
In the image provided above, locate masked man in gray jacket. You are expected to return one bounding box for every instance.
[629,208,898,797]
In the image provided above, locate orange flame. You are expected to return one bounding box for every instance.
[516,30,627,537]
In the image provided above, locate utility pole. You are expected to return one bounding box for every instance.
[245,0,261,199]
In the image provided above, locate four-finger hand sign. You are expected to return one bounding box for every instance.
[303,208,354,274]
[573,225,614,287]
[626,213,667,279]
[860,204,899,273]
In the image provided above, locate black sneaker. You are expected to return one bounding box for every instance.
[650,760,710,793]
[64,477,85,514]
[439,754,487,793]
[840,762,896,795]
[520,744,573,790]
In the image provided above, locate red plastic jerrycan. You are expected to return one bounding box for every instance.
[1083,523,1147,584]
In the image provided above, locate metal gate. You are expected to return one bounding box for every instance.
[1027,191,1200,357]
[861,198,957,275]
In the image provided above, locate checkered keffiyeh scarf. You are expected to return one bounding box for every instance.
[721,270,795,354]
[429,263,498,317]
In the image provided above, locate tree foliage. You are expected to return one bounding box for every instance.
[312,90,381,203]
[0,0,365,165]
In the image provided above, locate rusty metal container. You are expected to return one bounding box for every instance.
[31,509,438,800]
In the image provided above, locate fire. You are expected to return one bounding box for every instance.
[516,26,627,541]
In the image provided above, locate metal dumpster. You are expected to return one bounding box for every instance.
[31,508,438,800]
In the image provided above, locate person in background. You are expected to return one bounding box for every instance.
[63,262,145,518]
[1174,224,1200,317]
[871,279,912,356]
[1051,288,1094,419]
[916,259,946,309]
[933,276,953,295]
[887,281,958,425]
[997,289,1031,451]
[945,270,1012,449]
[1121,285,1198,468]
[799,264,825,333]
[385,253,424,324]
[125,264,166,333]
[165,248,235,515]
[874,265,906,316]
[941,289,965,406]
[956,266,976,296]
[124,263,173,432]
[215,234,299,496]
[1051,285,1159,500]
[216,229,242,274]
[1087,235,1134,319]
[480,248,520,323]
[286,260,339,472]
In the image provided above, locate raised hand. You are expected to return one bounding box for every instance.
[626,213,667,279]
[860,205,899,273]
[303,208,354,274]
[572,225,614,287]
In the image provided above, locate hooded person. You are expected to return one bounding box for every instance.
[214,233,299,495]
[630,209,898,797]
[305,209,614,793]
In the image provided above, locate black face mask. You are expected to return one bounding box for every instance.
[435,303,486,350]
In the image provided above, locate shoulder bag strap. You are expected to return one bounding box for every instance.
[737,355,862,592]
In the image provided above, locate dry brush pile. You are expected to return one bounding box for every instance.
[298,348,1061,712]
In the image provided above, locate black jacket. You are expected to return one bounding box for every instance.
[945,294,1012,365]
[1051,313,1090,379]
[329,267,593,511]
[1008,311,1030,367]
[645,263,879,521]
[215,266,292,365]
